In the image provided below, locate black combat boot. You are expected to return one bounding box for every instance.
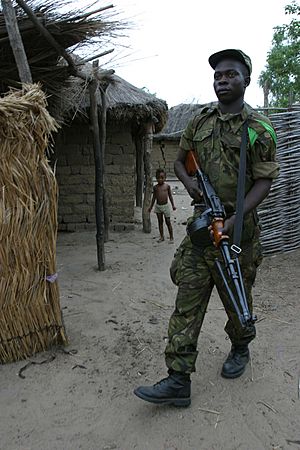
[133,372,191,407]
[221,345,250,379]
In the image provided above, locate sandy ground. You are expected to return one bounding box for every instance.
[1,181,300,450]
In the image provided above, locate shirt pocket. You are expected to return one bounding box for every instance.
[193,127,213,143]
[193,128,213,155]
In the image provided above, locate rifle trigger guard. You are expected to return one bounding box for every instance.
[231,244,242,255]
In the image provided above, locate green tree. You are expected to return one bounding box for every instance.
[259,1,300,107]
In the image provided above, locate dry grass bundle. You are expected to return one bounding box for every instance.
[0,83,67,363]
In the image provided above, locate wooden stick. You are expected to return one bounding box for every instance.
[257,401,278,413]
[214,415,221,428]
[15,0,81,78]
[271,317,292,325]
[83,49,114,63]
[143,299,170,310]
[70,5,114,22]
[112,281,122,292]
[1,0,32,83]
[198,407,221,415]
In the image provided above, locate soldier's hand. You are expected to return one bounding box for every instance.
[185,180,203,202]
[222,214,236,235]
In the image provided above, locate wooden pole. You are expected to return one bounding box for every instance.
[89,60,105,271]
[142,122,154,233]
[135,136,143,208]
[99,84,109,242]
[1,0,32,83]
[16,0,114,267]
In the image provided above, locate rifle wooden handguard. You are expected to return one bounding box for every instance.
[212,218,228,247]
[185,150,198,176]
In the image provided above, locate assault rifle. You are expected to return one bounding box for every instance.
[185,151,256,328]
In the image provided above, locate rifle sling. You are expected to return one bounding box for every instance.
[233,120,248,248]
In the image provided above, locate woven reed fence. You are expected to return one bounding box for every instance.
[258,106,300,256]
[0,84,67,363]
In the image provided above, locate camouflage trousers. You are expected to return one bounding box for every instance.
[165,231,263,374]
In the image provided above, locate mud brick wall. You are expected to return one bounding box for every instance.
[53,122,135,231]
[152,140,178,179]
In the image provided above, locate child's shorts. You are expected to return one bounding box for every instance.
[154,203,171,218]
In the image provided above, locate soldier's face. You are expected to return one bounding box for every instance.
[213,59,250,105]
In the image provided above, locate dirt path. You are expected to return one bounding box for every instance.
[1,182,300,450]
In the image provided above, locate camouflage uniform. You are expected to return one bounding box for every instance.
[165,102,279,374]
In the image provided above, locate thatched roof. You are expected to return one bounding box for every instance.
[106,75,168,133]
[0,1,167,131]
[0,1,168,131]
[155,102,300,141]
[62,69,168,133]
[0,1,127,119]
[154,103,205,140]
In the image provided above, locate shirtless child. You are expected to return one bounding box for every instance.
[148,169,176,243]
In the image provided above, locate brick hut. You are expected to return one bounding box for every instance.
[152,103,204,178]
[53,73,168,232]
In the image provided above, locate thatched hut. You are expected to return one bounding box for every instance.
[153,103,300,255]
[52,73,168,231]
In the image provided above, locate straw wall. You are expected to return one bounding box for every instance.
[258,107,300,255]
[0,84,67,363]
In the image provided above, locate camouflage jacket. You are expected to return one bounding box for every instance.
[179,102,279,241]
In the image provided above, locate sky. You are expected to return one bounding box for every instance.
[84,0,293,108]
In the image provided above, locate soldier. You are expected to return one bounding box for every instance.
[134,49,279,407]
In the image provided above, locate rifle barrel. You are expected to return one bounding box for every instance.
[219,240,252,325]
[188,153,255,328]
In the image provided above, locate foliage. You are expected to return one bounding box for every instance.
[259,1,300,107]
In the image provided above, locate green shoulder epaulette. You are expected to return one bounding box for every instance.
[248,118,277,147]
